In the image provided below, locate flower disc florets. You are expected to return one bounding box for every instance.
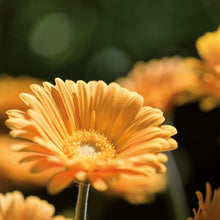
[63,129,116,164]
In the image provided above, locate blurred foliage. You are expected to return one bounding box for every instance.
[0,0,220,83]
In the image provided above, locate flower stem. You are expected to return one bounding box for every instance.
[166,151,190,220]
[165,117,190,220]
[75,183,90,220]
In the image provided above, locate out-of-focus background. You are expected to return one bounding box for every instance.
[0,0,220,219]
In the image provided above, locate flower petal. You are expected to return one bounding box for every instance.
[48,170,76,194]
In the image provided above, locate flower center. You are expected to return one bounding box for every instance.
[79,144,100,156]
[63,129,116,162]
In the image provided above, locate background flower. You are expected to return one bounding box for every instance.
[186,27,220,111]
[117,57,198,116]
[0,191,73,220]
[196,26,220,67]
[188,182,220,220]
[106,172,168,205]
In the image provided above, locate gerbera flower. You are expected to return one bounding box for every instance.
[196,26,220,68]
[187,182,220,220]
[186,27,220,110]
[117,56,198,116]
[6,78,177,195]
[0,191,73,220]
[106,172,167,204]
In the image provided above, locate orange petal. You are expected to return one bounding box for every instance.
[48,170,75,194]
[31,159,63,173]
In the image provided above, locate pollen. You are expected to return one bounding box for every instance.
[63,129,116,162]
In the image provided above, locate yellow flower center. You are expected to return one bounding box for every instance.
[63,129,116,162]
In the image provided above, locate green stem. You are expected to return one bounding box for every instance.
[75,183,90,220]
[166,151,190,220]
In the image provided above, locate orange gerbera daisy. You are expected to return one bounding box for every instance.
[186,27,220,110]
[106,172,167,204]
[196,27,220,67]
[117,56,198,116]
[188,182,220,220]
[0,191,73,220]
[6,78,177,195]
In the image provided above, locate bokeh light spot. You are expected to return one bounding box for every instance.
[29,13,74,58]
[87,47,132,81]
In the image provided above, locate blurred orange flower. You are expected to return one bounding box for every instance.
[117,56,198,116]
[6,78,177,197]
[188,182,220,220]
[186,27,220,110]
[106,172,167,204]
[0,191,73,220]
[196,27,220,67]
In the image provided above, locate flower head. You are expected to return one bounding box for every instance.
[188,182,220,220]
[0,191,73,220]
[6,78,177,195]
[186,27,220,110]
[106,172,167,204]
[117,57,197,116]
[196,26,220,67]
